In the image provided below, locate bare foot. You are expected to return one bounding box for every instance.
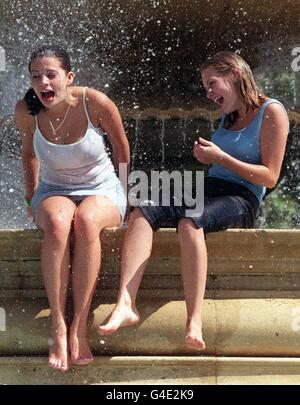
[48,325,69,372]
[185,323,206,351]
[70,327,94,366]
[97,305,140,336]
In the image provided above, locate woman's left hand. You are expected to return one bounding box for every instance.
[193,137,225,164]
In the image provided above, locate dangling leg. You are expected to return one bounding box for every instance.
[70,196,121,365]
[98,208,153,335]
[178,218,207,350]
[35,196,76,371]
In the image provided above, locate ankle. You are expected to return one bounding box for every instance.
[51,320,67,333]
[186,318,202,330]
[117,293,136,309]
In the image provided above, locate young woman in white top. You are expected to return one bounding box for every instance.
[15,45,130,372]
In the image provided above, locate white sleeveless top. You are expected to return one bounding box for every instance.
[33,88,116,188]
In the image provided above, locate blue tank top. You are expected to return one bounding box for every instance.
[33,87,116,188]
[208,98,286,203]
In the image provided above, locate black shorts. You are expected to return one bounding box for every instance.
[138,177,260,234]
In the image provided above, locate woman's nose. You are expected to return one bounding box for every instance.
[207,88,213,99]
[40,74,50,84]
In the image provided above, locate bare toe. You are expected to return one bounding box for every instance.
[48,336,69,372]
[185,334,206,350]
[72,355,94,366]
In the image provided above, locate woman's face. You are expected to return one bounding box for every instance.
[30,56,74,108]
[201,67,239,114]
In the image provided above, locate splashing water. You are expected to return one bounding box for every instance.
[0,0,299,228]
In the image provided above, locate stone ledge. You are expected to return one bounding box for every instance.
[1,356,300,385]
[1,229,300,295]
[2,228,300,261]
[1,298,300,357]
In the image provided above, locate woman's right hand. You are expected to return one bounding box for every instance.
[193,137,225,164]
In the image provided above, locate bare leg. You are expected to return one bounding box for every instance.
[35,197,77,372]
[98,208,153,335]
[70,196,121,365]
[178,218,207,350]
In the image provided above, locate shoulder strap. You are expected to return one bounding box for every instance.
[82,87,91,123]
[258,98,289,123]
[259,98,286,113]
[34,114,39,129]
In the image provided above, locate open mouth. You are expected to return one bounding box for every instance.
[41,90,55,101]
[214,96,224,106]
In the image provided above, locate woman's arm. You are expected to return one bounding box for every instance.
[194,103,289,188]
[15,100,40,201]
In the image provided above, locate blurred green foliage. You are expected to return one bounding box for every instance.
[259,183,299,228]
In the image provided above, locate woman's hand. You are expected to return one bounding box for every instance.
[193,137,225,164]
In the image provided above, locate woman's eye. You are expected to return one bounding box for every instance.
[47,73,57,79]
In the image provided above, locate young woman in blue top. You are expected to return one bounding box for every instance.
[15,45,130,371]
[98,51,289,350]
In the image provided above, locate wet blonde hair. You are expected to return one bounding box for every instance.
[200,51,265,128]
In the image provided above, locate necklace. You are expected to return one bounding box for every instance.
[47,104,71,135]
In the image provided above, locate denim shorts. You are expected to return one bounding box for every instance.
[138,177,260,234]
[31,174,127,221]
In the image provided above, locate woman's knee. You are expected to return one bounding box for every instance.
[178,218,204,244]
[38,211,72,241]
[128,208,154,231]
[73,210,101,241]
[129,207,146,222]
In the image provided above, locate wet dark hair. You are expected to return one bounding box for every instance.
[24,45,71,115]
